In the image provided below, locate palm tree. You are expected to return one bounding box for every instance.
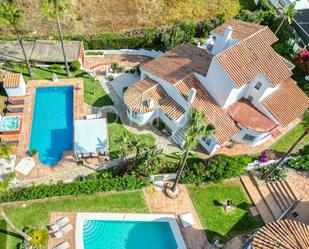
[40,0,71,77]
[263,110,309,180]
[115,132,132,160]
[0,208,31,242]
[28,227,49,249]
[130,137,146,162]
[0,143,13,162]
[167,108,215,196]
[0,2,33,77]
[275,2,299,35]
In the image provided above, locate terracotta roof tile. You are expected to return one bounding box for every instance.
[252,220,309,249]
[3,72,21,88]
[124,78,184,121]
[211,19,267,41]
[175,74,239,144]
[227,99,277,133]
[215,26,291,87]
[262,78,309,126]
[142,44,213,84]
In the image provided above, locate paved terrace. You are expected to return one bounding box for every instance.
[83,54,153,71]
[15,78,85,181]
[143,185,209,249]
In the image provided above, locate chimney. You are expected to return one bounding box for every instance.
[188,88,197,104]
[212,25,233,55]
[147,99,154,109]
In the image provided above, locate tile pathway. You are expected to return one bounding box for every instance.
[143,184,209,249]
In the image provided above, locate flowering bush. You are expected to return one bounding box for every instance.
[295,49,309,73]
[258,150,278,163]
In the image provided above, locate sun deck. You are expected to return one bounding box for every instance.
[16,78,84,169]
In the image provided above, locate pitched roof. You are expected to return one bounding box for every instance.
[252,220,309,249]
[227,99,277,133]
[211,19,266,40]
[175,74,239,144]
[215,27,291,87]
[142,44,213,84]
[262,78,309,126]
[3,72,21,88]
[124,78,184,121]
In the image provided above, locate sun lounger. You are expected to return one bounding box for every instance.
[50,216,70,232]
[54,241,70,249]
[7,107,23,113]
[54,224,73,239]
[8,99,24,105]
[179,212,195,228]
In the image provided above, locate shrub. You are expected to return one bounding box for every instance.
[116,66,125,73]
[49,64,62,71]
[181,154,252,184]
[85,51,104,56]
[259,165,288,182]
[0,173,148,203]
[110,62,119,73]
[258,150,278,163]
[0,172,14,192]
[287,145,309,170]
[122,87,128,93]
[70,60,81,71]
[108,75,114,81]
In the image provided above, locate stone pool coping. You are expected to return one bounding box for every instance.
[75,212,187,249]
[15,78,84,178]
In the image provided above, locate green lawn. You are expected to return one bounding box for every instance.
[107,113,155,159]
[271,123,309,153]
[189,182,263,243]
[0,190,148,249]
[5,64,113,107]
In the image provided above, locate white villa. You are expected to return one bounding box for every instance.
[123,19,309,154]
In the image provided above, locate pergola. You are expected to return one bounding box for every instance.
[74,118,108,158]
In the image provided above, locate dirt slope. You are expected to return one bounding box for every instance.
[0,0,244,36]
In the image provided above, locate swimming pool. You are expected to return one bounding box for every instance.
[29,86,73,165]
[76,213,187,249]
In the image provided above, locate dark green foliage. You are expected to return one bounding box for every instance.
[49,64,62,71]
[181,154,252,184]
[0,173,148,203]
[287,145,309,170]
[259,165,288,182]
[70,60,81,71]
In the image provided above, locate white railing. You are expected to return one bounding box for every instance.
[84,49,164,58]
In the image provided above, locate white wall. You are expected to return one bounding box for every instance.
[211,34,239,55]
[232,123,272,146]
[201,59,240,108]
[198,134,220,154]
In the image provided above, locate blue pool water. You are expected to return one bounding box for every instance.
[29,86,73,165]
[83,220,178,249]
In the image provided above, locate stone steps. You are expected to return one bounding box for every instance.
[171,127,186,148]
[240,173,299,224]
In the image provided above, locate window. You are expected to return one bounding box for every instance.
[202,137,211,146]
[247,95,254,102]
[255,81,262,90]
[243,134,256,141]
[132,111,138,118]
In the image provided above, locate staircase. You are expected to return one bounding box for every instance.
[171,127,186,148]
[241,173,299,224]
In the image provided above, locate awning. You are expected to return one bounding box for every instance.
[74,118,108,154]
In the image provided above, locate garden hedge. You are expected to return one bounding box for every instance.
[0,173,147,203]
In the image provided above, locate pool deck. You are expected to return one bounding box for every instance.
[15,78,85,180]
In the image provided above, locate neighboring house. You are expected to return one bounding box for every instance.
[3,72,26,96]
[123,19,309,154]
[269,0,309,45]
[0,40,84,65]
